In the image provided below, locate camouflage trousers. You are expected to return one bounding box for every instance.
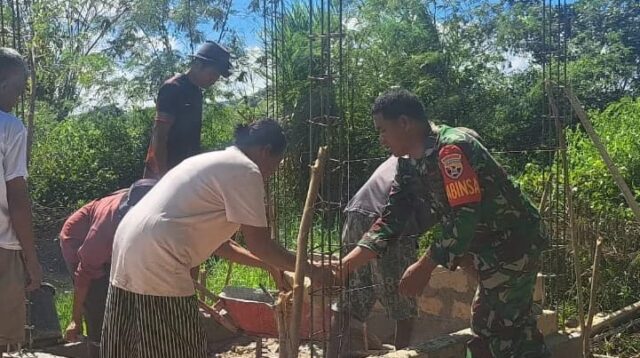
[467,251,551,358]
[337,211,418,323]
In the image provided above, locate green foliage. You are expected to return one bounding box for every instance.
[569,97,640,217]
[29,106,152,208]
[519,97,640,217]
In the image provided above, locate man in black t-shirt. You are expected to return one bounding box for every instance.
[144,41,232,179]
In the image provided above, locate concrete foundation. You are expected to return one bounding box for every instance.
[365,267,545,346]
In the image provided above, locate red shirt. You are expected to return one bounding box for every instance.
[59,190,126,288]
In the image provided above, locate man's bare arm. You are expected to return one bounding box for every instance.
[214,240,270,269]
[240,225,298,272]
[144,117,172,178]
[6,177,42,291]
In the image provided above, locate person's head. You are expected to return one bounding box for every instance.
[0,48,28,112]
[371,88,430,157]
[234,118,286,179]
[117,179,158,220]
[188,41,232,88]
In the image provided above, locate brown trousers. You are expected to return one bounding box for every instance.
[0,247,26,346]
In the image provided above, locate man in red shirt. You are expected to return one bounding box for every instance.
[59,179,156,358]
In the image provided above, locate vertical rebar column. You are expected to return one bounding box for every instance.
[542,0,578,333]
[306,0,346,355]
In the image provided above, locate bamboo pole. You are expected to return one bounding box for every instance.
[590,300,640,336]
[275,292,291,358]
[584,236,603,358]
[564,87,640,224]
[288,146,329,357]
[538,171,554,216]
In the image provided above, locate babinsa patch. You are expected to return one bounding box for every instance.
[441,153,464,179]
[438,145,482,207]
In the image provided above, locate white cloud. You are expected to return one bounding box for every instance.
[217,45,266,100]
[501,52,532,74]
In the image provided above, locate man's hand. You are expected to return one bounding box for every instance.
[309,264,337,288]
[341,246,376,275]
[398,259,434,297]
[24,257,43,291]
[64,320,83,342]
[458,253,477,282]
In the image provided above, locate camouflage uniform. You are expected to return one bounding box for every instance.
[339,156,435,323]
[340,210,421,322]
[359,125,550,358]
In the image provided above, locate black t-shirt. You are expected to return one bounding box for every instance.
[156,74,203,169]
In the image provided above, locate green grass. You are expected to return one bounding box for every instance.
[204,258,276,294]
[55,290,73,331]
[53,261,276,330]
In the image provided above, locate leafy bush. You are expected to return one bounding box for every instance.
[29,106,152,209]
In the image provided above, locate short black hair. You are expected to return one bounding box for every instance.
[234,118,287,155]
[0,47,27,86]
[371,88,426,122]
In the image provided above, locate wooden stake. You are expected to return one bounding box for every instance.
[538,171,554,216]
[256,338,263,358]
[275,292,291,358]
[288,146,329,357]
[199,268,207,301]
[564,87,640,224]
[584,236,603,358]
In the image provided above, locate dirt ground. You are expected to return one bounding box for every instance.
[215,338,325,358]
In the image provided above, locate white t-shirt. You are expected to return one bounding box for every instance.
[110,146,268,296]
[0,110,28,251]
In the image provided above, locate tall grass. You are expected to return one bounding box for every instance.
[55,290,73,331]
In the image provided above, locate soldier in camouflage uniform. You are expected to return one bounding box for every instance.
[341,88,550,358]
[328,156,429,357]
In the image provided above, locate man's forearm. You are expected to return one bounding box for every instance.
[71,283,90,324]
[8,184,37,262]
[215,241,270,270]
[341,246,377,273]
[258,242,299,272]
[416,250,438,274]
[147,121,171,177]
[148,143,169,177]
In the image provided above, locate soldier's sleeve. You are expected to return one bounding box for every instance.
[428,144,483,270]
[357,159,417,257]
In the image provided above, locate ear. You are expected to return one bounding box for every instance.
[398,115,411,131]
[261,144,273,157]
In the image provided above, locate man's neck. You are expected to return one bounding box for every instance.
[407,126,435,159]
[185,70,203,88]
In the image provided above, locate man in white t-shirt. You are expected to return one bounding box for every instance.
[0,48,43,352]
[102,119,335,358]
